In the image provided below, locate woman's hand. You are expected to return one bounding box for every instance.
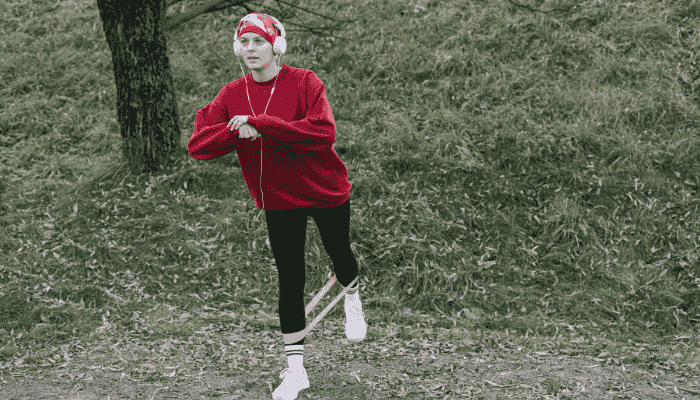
[227,115,259,141]
[227,115,249,131]
[239,124,261,141]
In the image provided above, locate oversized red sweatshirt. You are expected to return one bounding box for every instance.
[188,64,352,210]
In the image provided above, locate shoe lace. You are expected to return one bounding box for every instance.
[279,368,291,380]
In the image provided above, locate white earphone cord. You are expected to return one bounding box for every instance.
[237,42,282,222]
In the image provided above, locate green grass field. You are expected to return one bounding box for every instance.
[1,0,700,397]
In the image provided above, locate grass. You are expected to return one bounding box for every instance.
[1,0,700,397]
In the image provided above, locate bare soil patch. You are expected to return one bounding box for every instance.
[2,317,699,399]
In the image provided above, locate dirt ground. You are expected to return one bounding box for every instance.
[1,319,699,399]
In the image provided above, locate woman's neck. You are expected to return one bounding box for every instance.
[252,65,282,83]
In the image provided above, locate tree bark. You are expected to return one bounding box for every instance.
[96,0,181,174]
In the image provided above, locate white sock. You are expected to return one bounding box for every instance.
[285,344,304,371]
[345,280,359,296]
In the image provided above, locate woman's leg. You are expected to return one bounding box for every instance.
[265,207,309,346]
[309,197,359,288]
[310,197,366,342]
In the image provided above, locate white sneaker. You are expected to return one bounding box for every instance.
[272,367,310,400]
[344,290,367,342]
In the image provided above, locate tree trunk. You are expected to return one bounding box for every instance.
[96,0,180,174]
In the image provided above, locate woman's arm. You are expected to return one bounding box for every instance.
[188,86,241,160]
[246,73,336,152]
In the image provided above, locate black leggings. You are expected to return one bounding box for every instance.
[265,196,358,345]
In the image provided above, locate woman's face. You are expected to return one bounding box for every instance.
[240,32,277,72]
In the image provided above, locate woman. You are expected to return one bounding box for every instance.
[188,12,366,400]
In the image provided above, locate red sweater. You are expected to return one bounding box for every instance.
[188,64,352,210]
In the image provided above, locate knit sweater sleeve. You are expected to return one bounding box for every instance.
[246,72,336,152]
[188,84,240,161]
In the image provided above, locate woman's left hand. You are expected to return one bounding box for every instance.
[227,115,250,132]
[239,124,261,141]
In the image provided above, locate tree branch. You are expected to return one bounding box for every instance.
[163,0,363,43]
[163,0,249,32]
[275,18,353,41]
[273,0,358,24]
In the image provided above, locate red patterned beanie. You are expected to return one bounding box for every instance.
[236,12,281,46]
